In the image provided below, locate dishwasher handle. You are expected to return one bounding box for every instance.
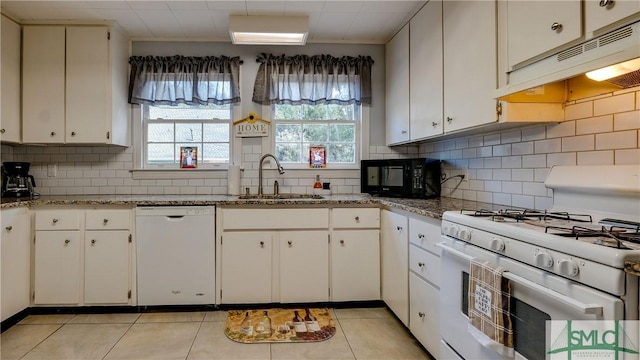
[166,215,185,219]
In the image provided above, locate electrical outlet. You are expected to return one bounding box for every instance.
[47,164,57,177]
[462,167,469,182]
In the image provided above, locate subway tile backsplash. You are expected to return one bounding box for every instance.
[419,86,640,209]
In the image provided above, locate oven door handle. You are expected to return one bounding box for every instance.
[436,242,604,316]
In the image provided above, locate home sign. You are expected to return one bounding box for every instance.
[233,112,270,137]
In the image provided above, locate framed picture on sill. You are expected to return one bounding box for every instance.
[309,146,326,168]
[180,146,198,168]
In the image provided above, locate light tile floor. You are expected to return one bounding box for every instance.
[0,307,434,360]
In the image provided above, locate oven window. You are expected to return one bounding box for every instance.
[462,272,551,360]
[381,166,404,186]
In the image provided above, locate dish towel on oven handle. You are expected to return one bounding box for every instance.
[468,258,515,357]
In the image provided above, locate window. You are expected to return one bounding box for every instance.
[142,103,232,168]
[272,103,360,168]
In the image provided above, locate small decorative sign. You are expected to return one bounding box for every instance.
[309,146,327,168]
[234,112,270,137]
[180,146,198,168]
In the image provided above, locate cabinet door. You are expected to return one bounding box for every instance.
[381,210,409,325]
[409,273,440,359]
[385,25,410,145]
[34,231,81,304]
[507,0,582,68]
[220,232,273,304]
[331,230,380,302]
[443,0,498,132]
[410,0,443,139]
[279,231,329,303]
[84,231,130,304]
[66,27,109,143]
[585,0,640,35]
[22,26,66,143]
[1,208,31,321]
[1,16,21,143]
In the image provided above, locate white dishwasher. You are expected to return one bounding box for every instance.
[135,206,215,305]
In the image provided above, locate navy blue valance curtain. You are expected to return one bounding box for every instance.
[128,55,241,105]
[252,53,374,106]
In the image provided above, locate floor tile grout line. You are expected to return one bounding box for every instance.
[100,321,137,360]
[183,320,205,360]
[331,309,358,360]
[16,322,68,360]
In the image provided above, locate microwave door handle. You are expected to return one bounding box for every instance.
[503,273,603,316]
[437,242,603,316]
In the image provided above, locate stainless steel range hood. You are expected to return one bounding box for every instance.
[496,20,640,101]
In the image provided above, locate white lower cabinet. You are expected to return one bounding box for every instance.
[1,207,32,321]
[331,230,380,302]
[279,231,329,303]
[33,208,132,305]
[410,273,440,359]
[381,210,409,325]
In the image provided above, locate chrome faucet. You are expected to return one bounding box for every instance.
[258,153,285,195]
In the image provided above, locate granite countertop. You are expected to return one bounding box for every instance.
[0,194,501,220]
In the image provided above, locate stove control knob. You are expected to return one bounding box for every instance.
[459,228,471,241]
[448,225,460,237]
[559,259,580,277]
[489,237,505,252]
[534,252,554,268]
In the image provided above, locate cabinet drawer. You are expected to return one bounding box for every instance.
[221,208,329,230]
[86,210,131,230]
[331,208,379,228]
[409,244,440,287]
[409,217,441,255]
[35,210,81,230]
[410,272,440,358]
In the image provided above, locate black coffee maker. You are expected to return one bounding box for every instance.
[2,162,38,199]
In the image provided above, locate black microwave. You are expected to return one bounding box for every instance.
[360,158,442,198]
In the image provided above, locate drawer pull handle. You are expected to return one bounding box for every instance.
[52,218,59,223]
[91,239,96,245]
[551,22,562,31]
[259,241,264,248]
[340,240,345,245]
[64,239,70,244]
[288,240,293,247]
[5,226,12,231]
[418,233,425,239]
[103,219,109,224]
[418,262,425,267]
[354,216,360,222]
[418,312,425,318]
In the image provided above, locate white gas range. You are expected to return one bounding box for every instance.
[438,165,640,360]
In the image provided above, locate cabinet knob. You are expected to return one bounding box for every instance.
[103,218,109,224]
[64,239,70,244]
[91,239,96,245]
[446,117,453,123]
[418,312,425,318]
[71,131,76,136]
[259,241,264,248]
[599,0,613,7]
[340,239,345,245]
[396,226,403,231]
[401,130,407,134]
[0,129,5,134]
[354,216,360,222]
[551,22,563,31]
[418,233,425,239]
[431,122,438,127]
[5,225,12,231]
[288,240,293,247]
[418,262,425,267]
[52,218,59,224]
[51,131,56,136]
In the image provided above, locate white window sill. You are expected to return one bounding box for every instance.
[130,168,227,180]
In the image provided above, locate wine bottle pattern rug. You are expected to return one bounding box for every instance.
[225,308,336,343]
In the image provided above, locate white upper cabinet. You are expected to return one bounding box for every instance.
[443,0,498,132]
[1,16,22,143]
[585,0,640,36]
[410,0,443,140]
[386,25,410,145]
[506,0,582,69]
[22,25,130,146]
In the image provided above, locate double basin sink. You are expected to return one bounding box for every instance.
[238,193,323,200]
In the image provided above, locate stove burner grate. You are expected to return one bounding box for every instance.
[545,224,640,249]
[461,208,593,223]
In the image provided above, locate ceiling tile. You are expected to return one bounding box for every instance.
[167,1,209,11]
[284,1,325,13]
[127,1,170,10]
[173,10,215,38]
[322,1,365,13]
[205,1,246,11]
[87,1,132,10]
[245,1,285,14]
[136,9,183,37]
[363,1,424,13]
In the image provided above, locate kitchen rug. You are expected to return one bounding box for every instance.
[225,308,336,343]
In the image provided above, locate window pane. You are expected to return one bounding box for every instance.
[148,123,174,142]
[147,143,175,164]
[329,124,355,142]
[274,104,300,120]
[303,124,328,142]
[326,104,354,120]
[328,143,355,163]
[276,143,302,162]
[301,104,327,120]
[275,124,302,142]
[148,103,231,120]
[202,144,229,163]
[175,123,202,142]
[203,123,229,142]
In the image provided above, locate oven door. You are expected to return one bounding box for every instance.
[438,237,625,360]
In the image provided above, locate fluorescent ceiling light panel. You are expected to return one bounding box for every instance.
[229,15,309,45]
[586,57,640,81]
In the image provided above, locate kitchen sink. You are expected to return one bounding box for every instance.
[237,193,324,200]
